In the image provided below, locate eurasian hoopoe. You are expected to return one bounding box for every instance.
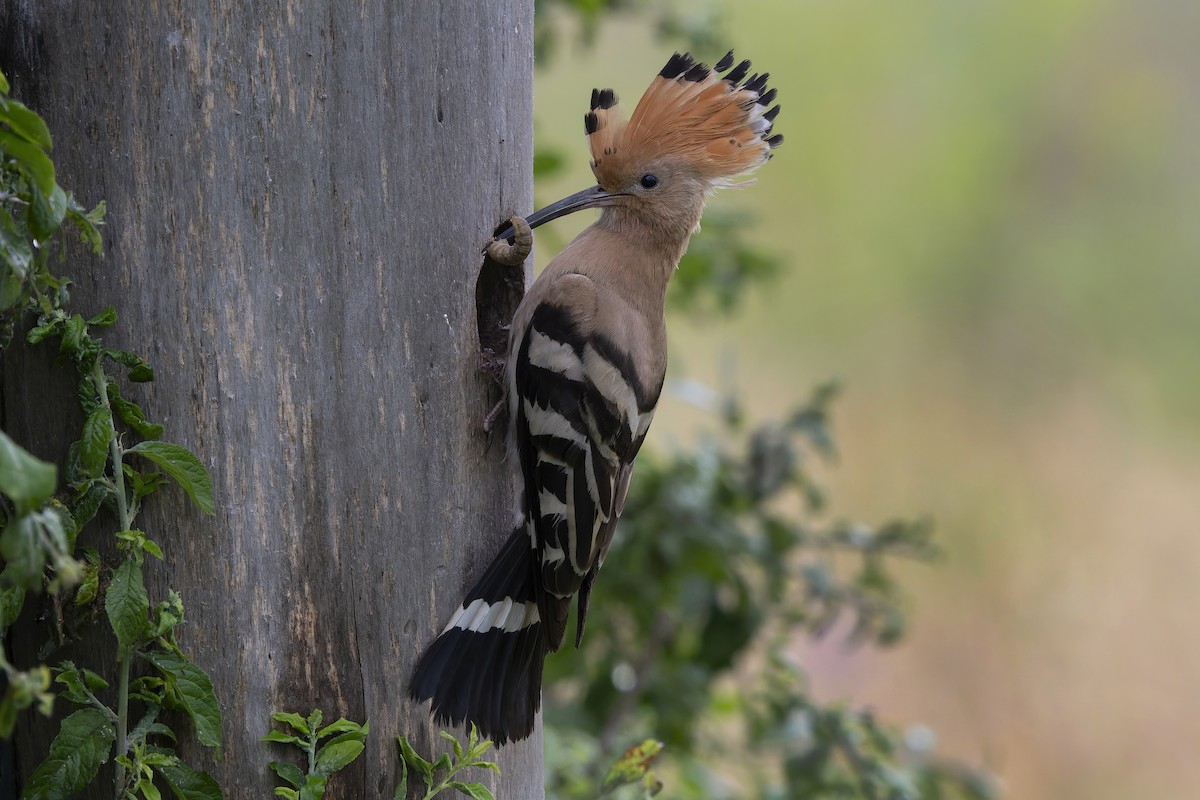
[409,50,782,745]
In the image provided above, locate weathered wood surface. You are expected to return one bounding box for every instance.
[1,2,540,796]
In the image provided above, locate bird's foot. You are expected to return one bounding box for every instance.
[486,215,533,266]
[480,348,507,436]
[480,347,506,386]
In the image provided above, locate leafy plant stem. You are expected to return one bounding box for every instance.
[79,676,120,726]
[422,767,466,800]
[114,655,130,797]
[93,358,132,533]
[308,721,318,775]
[92,358,135,797]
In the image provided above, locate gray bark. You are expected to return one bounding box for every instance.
[1,2,540,797]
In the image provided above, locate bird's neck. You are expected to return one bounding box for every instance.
[551,216,687,324]
[596,205,700,281]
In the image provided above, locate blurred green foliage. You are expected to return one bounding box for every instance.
[530,3,998,798]
[542,385,993,799]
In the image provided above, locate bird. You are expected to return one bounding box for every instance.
[409,49,782,745]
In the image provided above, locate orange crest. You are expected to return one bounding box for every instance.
[584,51,782,188]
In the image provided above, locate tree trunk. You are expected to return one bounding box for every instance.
[1,2,540,797]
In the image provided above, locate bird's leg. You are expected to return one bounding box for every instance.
[485,215,533,266]
[480,345,507,386]
[480,345,508,435]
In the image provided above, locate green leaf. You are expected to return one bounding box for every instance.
[106,559,149,652]
[261,730,303,746]
[59,312,85,355]
[0,128,54,195]
[305,708,323,732]
[26,318,61,344]
[431,751,453,777]
[127,706,167,746]
[105,348,156,382]
[447,782,494,800]
[269,761,305,788]
[602,739,664,793]
[79,406,113,479]
[439,730,464,761]
[140,750,177,768]
[465,725,493,762]
[137,778,163,800]
[397,735,434,781]
[44,498,78,553]
[51,672,87,708]
[74,550,101,606]
[125,441,214,515]
[0,429,56,513]
[0,695,16,739]
[270,712,310,735]
[151,591,184,638]
[0,69,9,94]
[142,538,164,559]
[158,761,223,800]
[28,182,67,240]
[86,306,117,327]
[142,651,223,754]
[298,774,327,800]
[109,385,165,439]
[314,739,364,776]
[0,207,32,279]
[53,662,89,704]
[72,483,112,529]
[21,708,115,800]
[321,727,367,748]
[123,465,168,501]
[0,99,53,149]
[66,199,105,255]
[317,717,366,738]
[274,789,298,800]
[0,503,71,591]
[129,676,167,705]
[393,754,407,800]
[0,581,25,629]
[1,269,23,311]
[81,668,110,693]
[0,515,43,589]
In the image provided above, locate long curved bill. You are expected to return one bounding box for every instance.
[492,185,624,244]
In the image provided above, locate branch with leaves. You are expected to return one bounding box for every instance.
[395,724,501,800]
[1,67,222,800]
[263,709,368,800]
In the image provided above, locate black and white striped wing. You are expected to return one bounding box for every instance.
[514,302,656,651]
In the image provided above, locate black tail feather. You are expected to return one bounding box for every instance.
[409,526,546,745]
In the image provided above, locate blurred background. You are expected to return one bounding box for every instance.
[531,1,1200,798]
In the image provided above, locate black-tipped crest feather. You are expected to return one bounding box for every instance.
[659,52,693,79]
[588,49,784,185]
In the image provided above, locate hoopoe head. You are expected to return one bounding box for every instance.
[494,50,781,245]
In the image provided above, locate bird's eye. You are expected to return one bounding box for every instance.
[640,173,659,189]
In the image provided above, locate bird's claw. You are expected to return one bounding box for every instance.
[479,347,506,386]
[486,215,533,266]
